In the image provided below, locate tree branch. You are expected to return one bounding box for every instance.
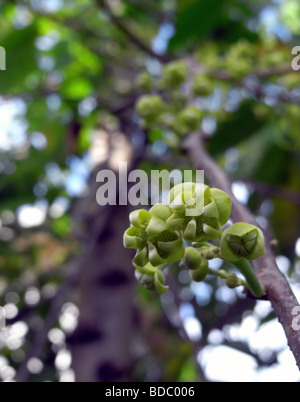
[211,65,295,81]
[184,131,300,370]
[187,58,299,105]
[96,0,171,63]
[242,178,300,207]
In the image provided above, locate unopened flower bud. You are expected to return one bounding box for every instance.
[193,74,214,96]
[135,270,155,291]
[226,273,240,289]
[184,247,202,270]
[200,246,220,260]
[176,107,203,135]
[136,72,153,92]
[135,264,169,294]
[220,223,265,262]
[136,95,165,124]
[189,259,209,282]
[163,61,187,89]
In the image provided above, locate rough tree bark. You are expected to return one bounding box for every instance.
[67,125,141,383]
[70,203,135,382]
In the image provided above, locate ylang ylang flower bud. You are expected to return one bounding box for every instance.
[124,204,185,268]
[220,222,265,262]
[135,264,169,294]
[167,182,232,243]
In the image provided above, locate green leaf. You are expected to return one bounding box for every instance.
[61,76,93,100]
[169,0,225,51]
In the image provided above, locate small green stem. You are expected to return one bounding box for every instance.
[196,242,212,248]
[228,259,265,298]
[208,268,227,280]
[208,268,248,288]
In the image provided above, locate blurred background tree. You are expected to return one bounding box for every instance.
[0,0,300,382]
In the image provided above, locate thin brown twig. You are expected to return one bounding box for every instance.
[187,58,300,105]
[211,65,295,81]
[96,0,171,63]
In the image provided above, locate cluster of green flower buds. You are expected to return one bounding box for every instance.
[224,40,255,80]
[124,204,185,268]
[134,61,209,141]
[124,183,265,296]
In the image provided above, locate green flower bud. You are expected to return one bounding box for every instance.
[124,204,185,267]
[136,95,165,124]
[225,41,255,79]
[163,61,187,89]
[135,264,169,294]
[176,107,203,135]
[154,270,169,294]
[210,188,232,226]
[226,273,240,289]
[184,247,202,270]
[168,91,187,110]
[193,74,214,97]
[220,223,265,262]
[167,183,232,243]
[136,72,153,92]
[135,270,155,291]
[189,259,209,282]
[199,245,220,260]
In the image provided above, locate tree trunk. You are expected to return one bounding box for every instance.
[70,203,135,382]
